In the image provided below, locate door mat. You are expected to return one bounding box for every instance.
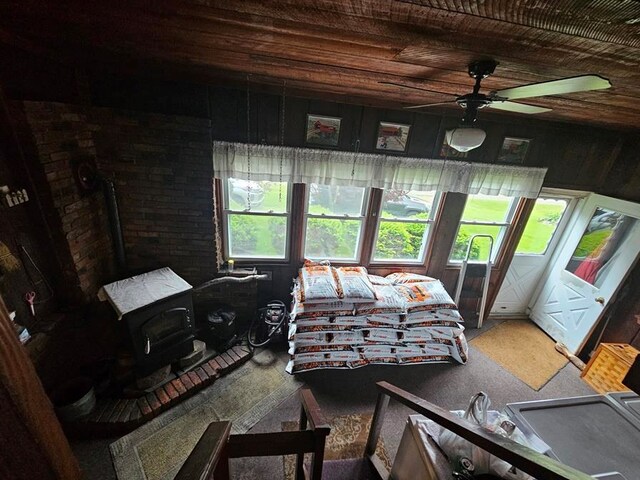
[470,319,569,390]
[110,350,303,480]
[282,413,392,480]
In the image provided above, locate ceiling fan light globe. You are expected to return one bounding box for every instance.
[445,128,486,152]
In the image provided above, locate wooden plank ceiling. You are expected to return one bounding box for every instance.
[1,0,640,130]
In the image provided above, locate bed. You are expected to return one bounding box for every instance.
[286,265,468,374]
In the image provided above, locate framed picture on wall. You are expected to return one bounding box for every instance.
[305,114,341,147]
[497,136,531,164]
[439,135,468,159]
[375,122,411,152]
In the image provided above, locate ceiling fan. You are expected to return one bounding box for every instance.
[381,60,611,151]
[383,60,611,122]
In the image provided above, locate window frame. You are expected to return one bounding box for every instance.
[448,194,520,264]
[221,178,292,262]
[370,191,442,265]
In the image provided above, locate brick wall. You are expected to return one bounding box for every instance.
[23,102,113,299]
[93,108,215,285]
[23,102,215,296]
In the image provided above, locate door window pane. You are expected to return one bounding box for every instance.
[228,215,287,258]
[308,185,365,216]
[565,208,638,286]
[305,218,362,260]
[516,198,568,255]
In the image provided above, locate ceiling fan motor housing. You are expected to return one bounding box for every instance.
[468,60,498,79]
[458,94,494,123]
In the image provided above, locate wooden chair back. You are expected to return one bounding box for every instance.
[175,387,330,480]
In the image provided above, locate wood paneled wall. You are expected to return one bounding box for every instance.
[4,68,640,346]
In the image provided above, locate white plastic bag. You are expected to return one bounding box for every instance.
[438,392,534,480]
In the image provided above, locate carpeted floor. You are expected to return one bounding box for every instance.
[109,350,302,480]
[71,318,596,480]
[282,413,392,480]
[470,319,569,390]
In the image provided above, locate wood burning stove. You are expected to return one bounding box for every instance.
[99,268,195,376]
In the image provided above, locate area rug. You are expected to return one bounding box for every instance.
[110,349,303,480]
[282,413,392,480]
[470,319,568,390]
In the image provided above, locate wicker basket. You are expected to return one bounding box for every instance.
[581,343,640,394]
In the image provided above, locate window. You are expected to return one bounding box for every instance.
[450,194,518,263]
[373,190,440,262]
[516,197,569,255]
[220,182,445,264]
[304,184,367,261]
[215,142,548,265]
[565,208,638,286]
[223,178,290,259]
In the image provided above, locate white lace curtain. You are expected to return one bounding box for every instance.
[212,141,547,198]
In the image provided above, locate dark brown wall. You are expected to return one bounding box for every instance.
[0,93,62,323]
[5,68,640,348]
[0,148,57,322]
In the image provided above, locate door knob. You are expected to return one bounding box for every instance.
[595,297,605,305]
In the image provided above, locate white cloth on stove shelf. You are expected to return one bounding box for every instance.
[98,267,192,320]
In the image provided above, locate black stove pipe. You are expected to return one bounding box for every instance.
[103,178,127,273]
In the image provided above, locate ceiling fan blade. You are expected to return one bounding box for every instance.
[492,75,611,101]
[379,81,455,96]
[488,101,552,114]
[404,101,459,110]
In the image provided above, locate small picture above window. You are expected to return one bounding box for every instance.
[497,137,531,164]
[375,122,411,152]
[439,134,468,159]
[305,114,341,147]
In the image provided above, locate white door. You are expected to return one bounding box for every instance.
[529,194,640,353]
[491,193,577,316]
